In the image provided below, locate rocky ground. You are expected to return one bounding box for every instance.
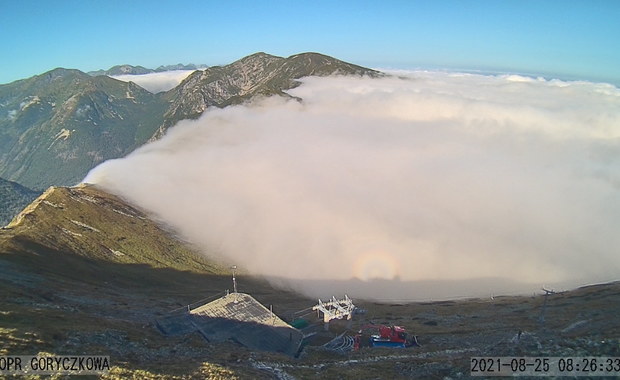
[2,257,619,379]
[1,186,618,378]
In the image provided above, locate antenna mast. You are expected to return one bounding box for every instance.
[539,287,555,326]
[231,265,238,294]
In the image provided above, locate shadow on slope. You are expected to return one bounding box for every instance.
[0,237,310,378]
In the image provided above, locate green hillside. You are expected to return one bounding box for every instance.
[0,69,167,189]
[0,185,308,378]
[2,185,225,272]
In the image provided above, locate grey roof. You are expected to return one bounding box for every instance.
[156,293,303,356]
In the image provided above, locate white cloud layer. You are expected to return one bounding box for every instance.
[85,72,620,300]
[111,70,196,93]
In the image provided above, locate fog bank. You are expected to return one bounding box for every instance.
[85,72,620,300]
[111,70,196,93]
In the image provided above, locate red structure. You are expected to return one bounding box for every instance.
[355,324,418,349]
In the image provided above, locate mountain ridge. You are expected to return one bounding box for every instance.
[2,184,227,273]
[0,52,380,190]
[154,51,381,138]
[88,63,208,76]
[0,184,310,377]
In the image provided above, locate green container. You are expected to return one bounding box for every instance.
[290,318,309,329]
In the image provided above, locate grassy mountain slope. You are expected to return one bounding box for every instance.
[0,69,168,189]
[2,185,225,272]
[0,177,39,227]
[0,185,618,378]
[0,185,310,378]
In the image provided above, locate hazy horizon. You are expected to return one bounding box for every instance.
[2,1,618,85]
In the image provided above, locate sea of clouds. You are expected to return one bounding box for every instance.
[111,70,196,93]
[85,71,620,300]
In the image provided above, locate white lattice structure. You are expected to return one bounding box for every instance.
[312,295,356,323]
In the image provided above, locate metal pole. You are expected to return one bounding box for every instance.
[270,305,274,325]
[539,288,554,326]
[231,265,237,294]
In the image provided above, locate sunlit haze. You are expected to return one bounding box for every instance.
[85,72,620,300]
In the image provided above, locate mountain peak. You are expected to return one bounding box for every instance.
[0,52,379,189]
[35,67,90,83]
[0,67,167,189]
[88,64,153,76]
[242,51,281,60]
[155,51,380,138]
[287,51,332,60]
[228,52,284,69]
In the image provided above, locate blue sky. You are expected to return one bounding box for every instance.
[1,0,619,85]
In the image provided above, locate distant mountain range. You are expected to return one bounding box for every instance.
[0,52,379,191]
[88,63,208,76]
